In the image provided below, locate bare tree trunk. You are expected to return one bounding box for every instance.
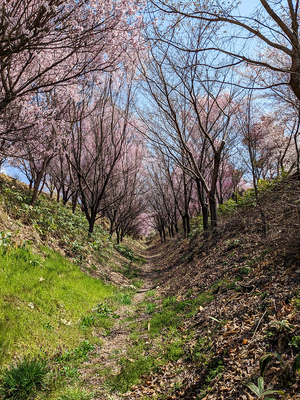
[116,227,121,244]
[39,175,46,195]
[196,179,209,232]
[182,215,187,238]
[31,170,44,204]
[109,219,114,236]
[202,203,209,233]
[294,127,300,173]
[88,218,96,236]
[209,195,217,229]
[72,193,78,213]
[62,193,68,205]
[186,214,190,236]
[175,222,179,233]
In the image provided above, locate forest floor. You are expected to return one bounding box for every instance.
[1,174,300,400]
[79,176,300,400]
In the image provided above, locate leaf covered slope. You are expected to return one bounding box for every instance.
[122,175,300,399]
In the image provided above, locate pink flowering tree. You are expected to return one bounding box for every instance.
[0,0,146,172]
[234,95,296,193]
[147,160,180,240]
[10,86,71,203]
[103,131,147,242]
[216,159,245,204]
[0,0,145,113]
[66,75,136,235]
[46,135,79,209]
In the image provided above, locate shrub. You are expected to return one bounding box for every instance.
[218,198,238,215]
[56,341,94,363]
[0,356,48,400]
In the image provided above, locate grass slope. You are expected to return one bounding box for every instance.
[0,174,146,400]
[0,245,114,364]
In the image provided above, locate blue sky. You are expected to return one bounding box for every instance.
[239,0,261,15]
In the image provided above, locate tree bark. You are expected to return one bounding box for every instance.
[31,170,44,204]
[72,193,78,214]
[196,178,209,232]
[88,218,95,236]
[209,195,217,229]
[182,215,187,238]
[289,53,300,101]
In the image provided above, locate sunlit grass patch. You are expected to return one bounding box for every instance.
[0,245,114,364]
[147,291,214,336]
[104,288,216,394]
[0,175,114,263]
[107,355,160,393]
[55,387,94,400]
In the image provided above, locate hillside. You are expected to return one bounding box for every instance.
[0,173,144,287]
[0,174,299,400]
[0,174,146,399]
[112,175,300,400]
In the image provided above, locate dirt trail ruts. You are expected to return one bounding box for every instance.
[79,247,161,400]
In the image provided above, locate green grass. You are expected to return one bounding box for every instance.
[118,262,141,279]
[0,175,153,398]
[117,262,144,289]
[218,178,278,216]
[103,289,216,394]
[107,354,159,393]
[0,175,114,262]
[55,341,95,364]
[147,292,213,335]
[112,292,133,305]
[0,356,48,400]
[0,245,114,364]
[114,243,146,264]
[56,387,94,400]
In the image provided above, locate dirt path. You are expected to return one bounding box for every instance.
[79,249,161,399]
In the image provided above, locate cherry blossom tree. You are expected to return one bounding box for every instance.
[153,153,194,238]
[103,133,146,242]
[0,0,146,174]
[234,95,296,193]
[67,75,136,235]
[46,137,79,209]
[10,87,71,203]
[265,79,300,173]
[0,0,145,113]
[147,161,180,238]
[216,159,245,204]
